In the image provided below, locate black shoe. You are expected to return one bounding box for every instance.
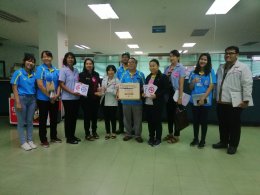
[190,139,199,146]
[227,146,237,155]
[116,129,125,135]
[73,137,81,142]
[148,139,154,146]
[123,136,132,141]
[198,141,205,149]
[154,139,161,146]
[66,139,78,144]
[51,138,62,143]
[212,142,227,149]
[92,133,100,139]
[135,137,143,143]
[131,131,135,136]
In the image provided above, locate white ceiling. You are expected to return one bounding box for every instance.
[0,0,260,55]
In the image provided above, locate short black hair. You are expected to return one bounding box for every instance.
[129,57,138,64]
[41,50,53,58]
[170,50,180,57]
[225,46,239,54]
[122,52,130,58]
[149,59,160,66]
[194,53,212,76]
[106,65,117,73]
[83,58,95,72]
[63,52,77,66]
[22,54,36,67]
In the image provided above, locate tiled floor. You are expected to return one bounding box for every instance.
[0,116,260,195]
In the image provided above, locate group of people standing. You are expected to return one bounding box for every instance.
[11,45,253,155]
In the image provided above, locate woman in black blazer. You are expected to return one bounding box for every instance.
[79,58,101,141]
[144,59,168,146]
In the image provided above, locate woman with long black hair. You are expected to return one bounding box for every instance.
[188,53,216,148]
[79,58,101,141]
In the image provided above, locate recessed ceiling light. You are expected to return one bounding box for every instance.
[178,50,183,53]
[252,56,260,61]
[182,43,196,47]
[206,0,240,15]
[127,44,139,49]
[80,45,90,49]
[183,50,188,54]
[88,4,119,19]
[135,51,143,54]
[75,45,84,49]
[115,32,133,39]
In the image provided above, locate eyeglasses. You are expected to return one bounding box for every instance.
[225,52,237,55]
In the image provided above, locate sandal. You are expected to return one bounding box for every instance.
[105,134,111,140]
[167,137,179,144]
[85,135,94,141]
[111,134,116,139]
[163,134,173,141]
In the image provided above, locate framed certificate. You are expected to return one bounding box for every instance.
[118,83,140,100]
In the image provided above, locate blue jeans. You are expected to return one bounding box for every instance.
[15,95,36,144]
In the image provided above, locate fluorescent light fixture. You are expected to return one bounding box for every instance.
[115,32,132,39]
[80,45,90,49]
[135,51,143,54]
[127,44,139,49]
[182,43,196,47]
[183,50,188,54]
[75,45,84,49]
[206,0,240,15]
[252,56,260,61]
[88,4,119,19]
[178,50,183,53]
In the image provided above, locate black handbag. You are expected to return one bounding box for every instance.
[175,105,189,131]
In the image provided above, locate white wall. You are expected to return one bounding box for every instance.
[0,42,39,77]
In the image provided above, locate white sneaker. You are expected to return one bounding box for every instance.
[28,141,37,149]
[21,142,32,151]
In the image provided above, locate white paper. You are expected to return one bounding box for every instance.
[143,84,158,97]
[145,97,154,105]
[74,83,89,96]
[230,92,254,107]
[192,93,210,106]
[173,90,191,106]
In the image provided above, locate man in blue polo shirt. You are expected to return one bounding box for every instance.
[116,52,130,134]
[119,57,145,143]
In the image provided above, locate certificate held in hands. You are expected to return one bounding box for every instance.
[118,83,140,100]
[74,82,89,96]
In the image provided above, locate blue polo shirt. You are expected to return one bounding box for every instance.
[36,64,59,101]
[116,64,128,80]
[168,63,186,90]
[10,68,36,95]
[120,70,145,105]
[188,69,216,106]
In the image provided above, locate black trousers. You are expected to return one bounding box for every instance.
[145,104,163,141]
[117,101,124,131]
[103,106,117,134]
[81,98,100,136]
[37,100,59,142]
[166,97,180,136]
[62,100,80,141]
[217,103,243,147]
[192,105,209,142]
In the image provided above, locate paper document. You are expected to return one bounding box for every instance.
[173,90,191,106]
[192,93,210,106]
[143,84,158,97]
[74,83,89,96]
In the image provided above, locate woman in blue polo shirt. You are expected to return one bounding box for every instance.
[10,54,37,151]
[163,50,186,144]
[59,52,81,144]
[188,53,216,148]
[36,50,61,148]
